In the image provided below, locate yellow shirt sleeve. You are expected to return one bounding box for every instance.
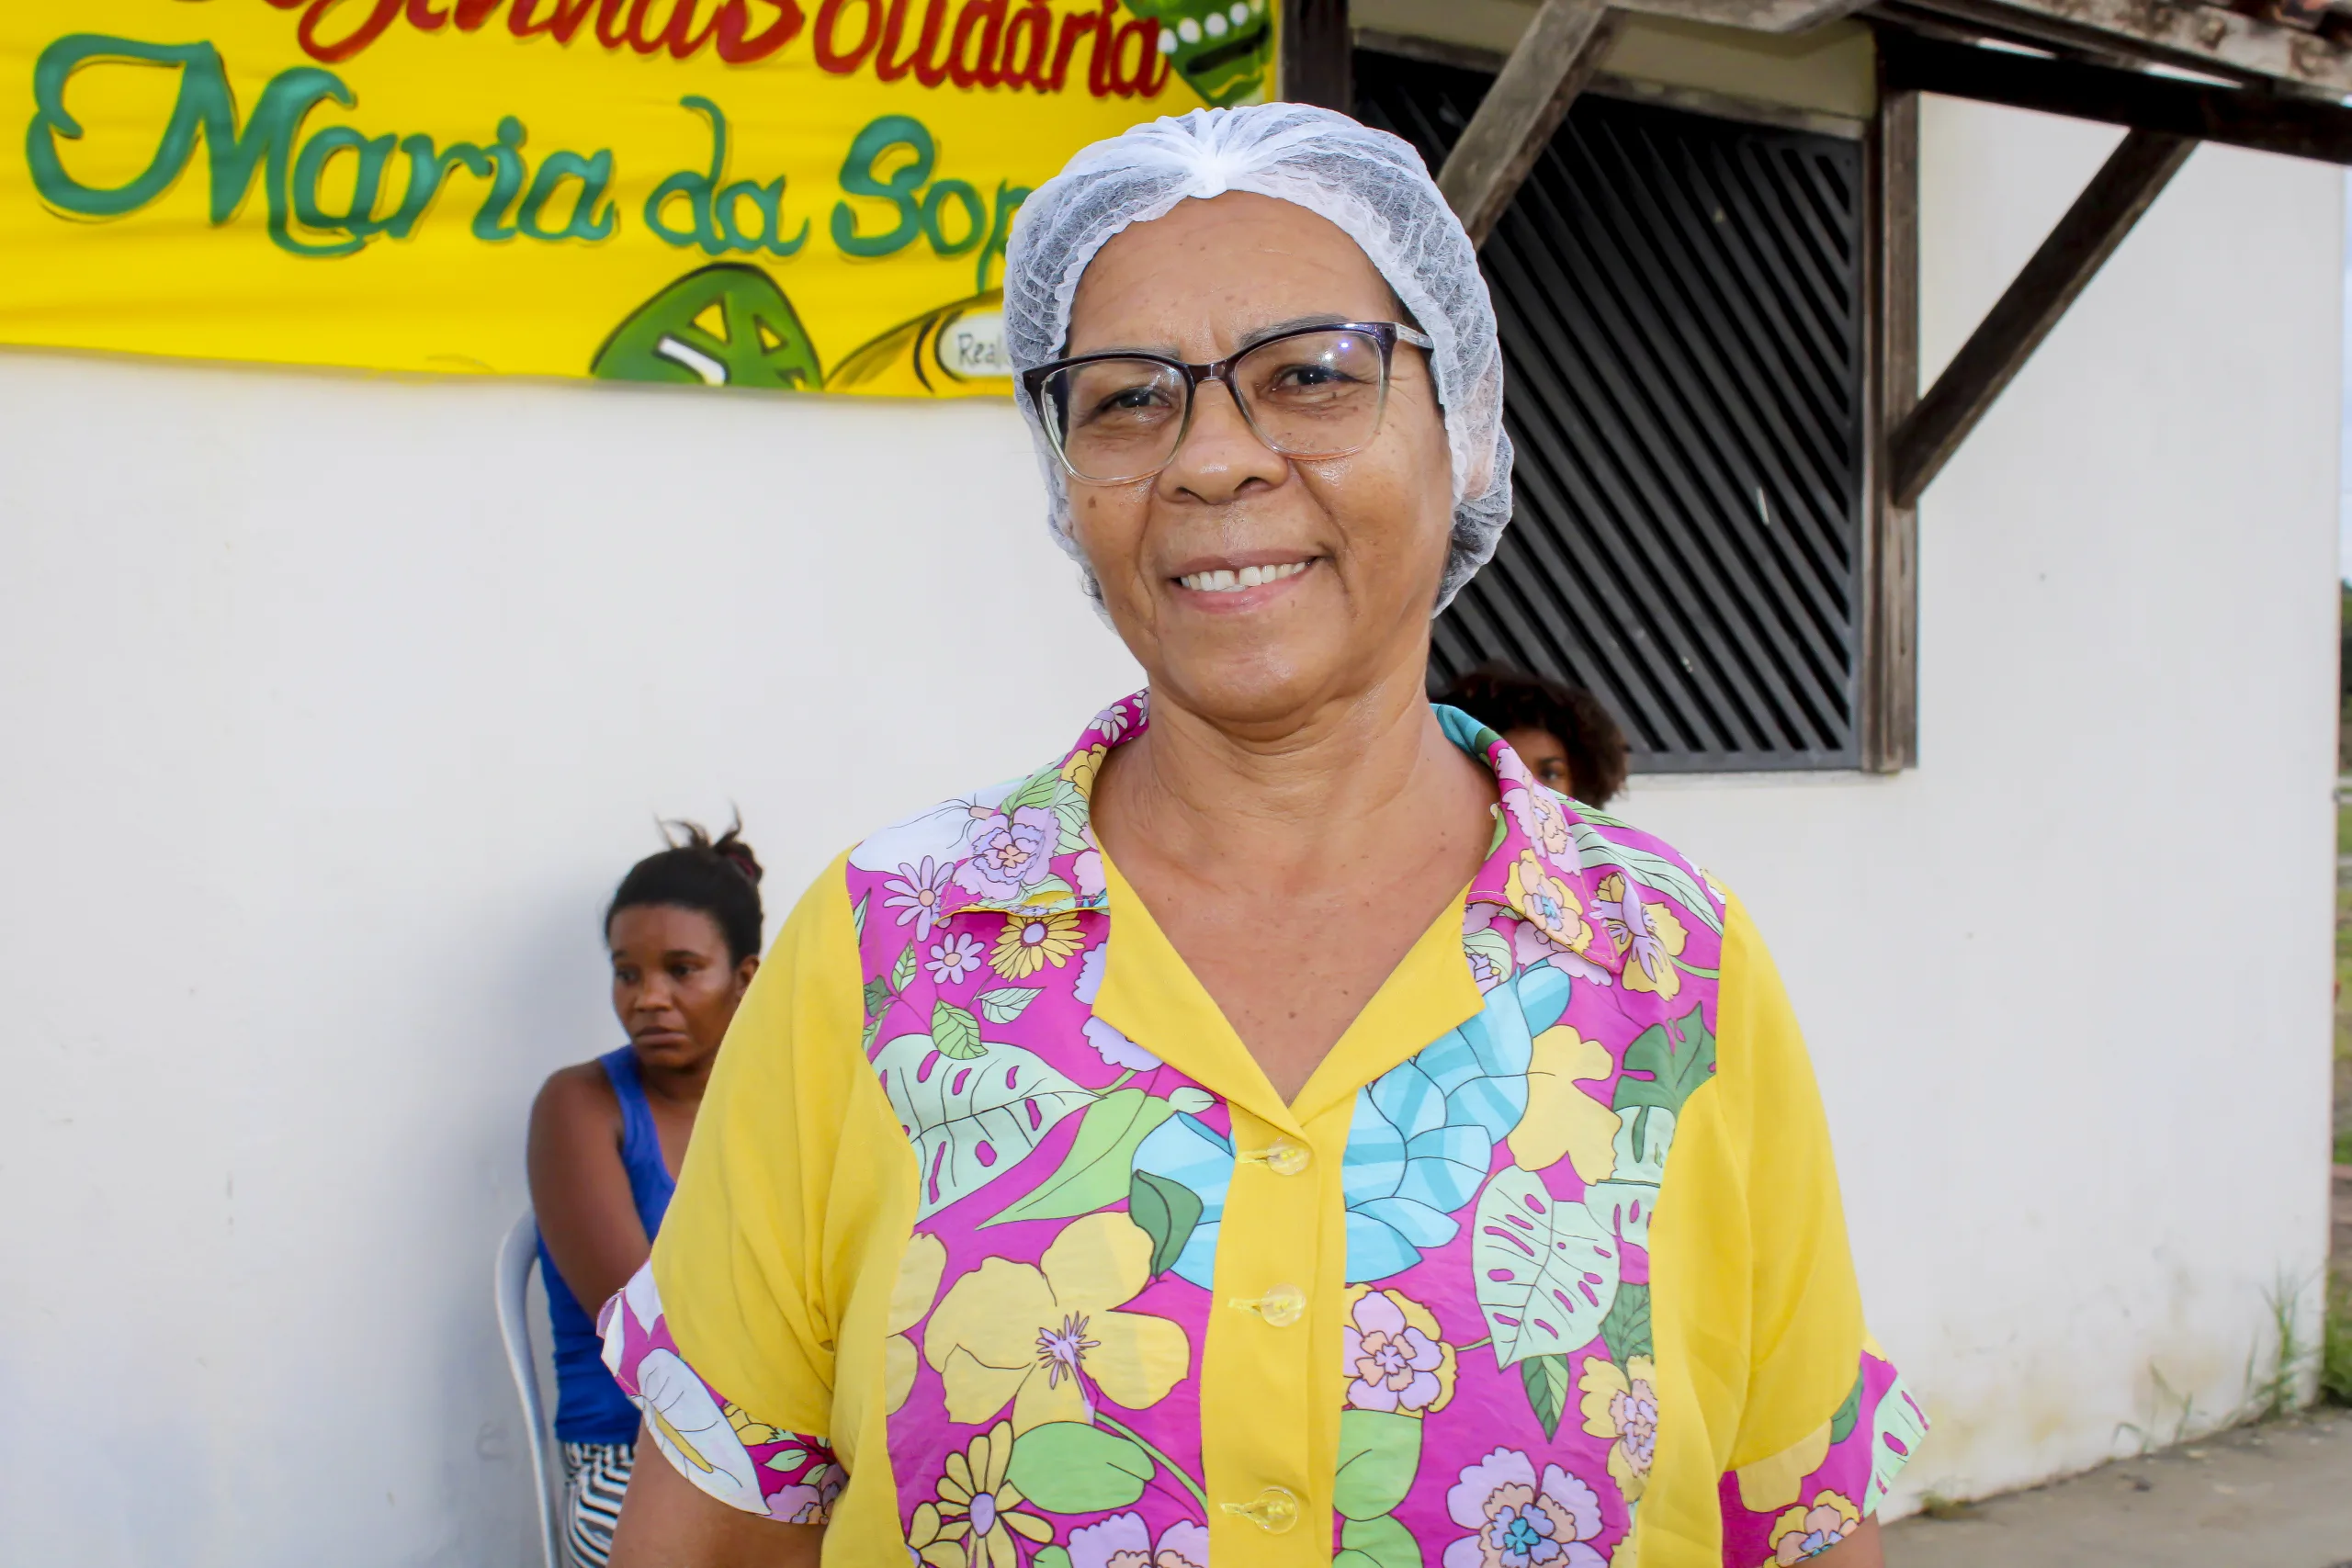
[650,849,915,1442]
[1643,890,1869,1562]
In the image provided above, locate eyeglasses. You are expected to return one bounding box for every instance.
[1022,321,1435,485]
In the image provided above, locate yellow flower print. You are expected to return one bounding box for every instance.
[922,1211,1190,1432]
[1510,1025,1623,1179]
[905,1500,963,1568]
[724,1403,781,1444]
[1736,1421,1832,1512]
[1506,849,1597,954]
[1577,1354,1658,1501]
[1061,743,1108,795]
[924,1421,1056,1568]
[1592,873,1688,998]
[886,1233,949,1415]
[990,910,1084,979]
[1768,1491,1860,1564]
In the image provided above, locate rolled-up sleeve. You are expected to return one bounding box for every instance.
[598,851,909,1523]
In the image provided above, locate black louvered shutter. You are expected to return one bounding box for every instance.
[1356,51,1868,771]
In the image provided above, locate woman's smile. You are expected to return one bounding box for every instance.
[1168,551,1320,608]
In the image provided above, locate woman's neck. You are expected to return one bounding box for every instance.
[636,1055,716,1108]
[1098,669,1493,896]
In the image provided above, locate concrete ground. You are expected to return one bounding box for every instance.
[1887,1410,2352,1567]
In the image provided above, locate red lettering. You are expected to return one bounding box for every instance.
[949,0,1006,87]
[999,1,1053,91]
[618,0,719,55]
[813,0,882,71]
[259,0,1023,78]
[510,0,603,39]
[1086,0,1117,96]
[1137,28,1170,94]
[876,0,955,85]
[1109,16,1156,96]
[1048,9,1094,91]
[286,0,405,62]
[713,0,805,61]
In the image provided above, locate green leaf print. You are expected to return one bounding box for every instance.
[1335,1513,1423,1568]
[871,1033,1097,1221]
[1020,874,1077,907]
[1520,1352,1571,1440]
[1033,1551,1073,1568]
[589,264,822,389]
[1612,1004,1716,1121]
[859,1011,886,1054]
[1864,1374,1928,1516]
[1462,926,1513,984]
[862,976,892,1021]
[1001,762,1066,812]
[1829,1366,1864,1444]
[851,893,868,941]
[1128,1168,1204,1279]
[1471,1166,1621,1367]
[1005,1421,1153,1513]
[1611,1104,1676,1185]
[889,942,918,993]
[976,987,1041,1024]
[1568,824,1723,933]
[981,1089,1183,1228]
[1334,1409,1421,1520]
[1583,1180,1658,1251]
[1600,1282,1653,1364]
[931,998,986,1060]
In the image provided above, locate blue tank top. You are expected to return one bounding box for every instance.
[541,1046,676,1444]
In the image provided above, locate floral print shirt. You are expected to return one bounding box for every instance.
[599,694,1924,1567]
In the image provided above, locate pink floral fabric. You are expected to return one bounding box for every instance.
[599,691,1920,1564]
[1719,1348,1923,1567]
[595,1269,841,1523]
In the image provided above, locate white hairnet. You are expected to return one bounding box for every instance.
[1002,102,1514,614]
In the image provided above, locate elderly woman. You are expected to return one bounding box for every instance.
[603,105,1919,1568]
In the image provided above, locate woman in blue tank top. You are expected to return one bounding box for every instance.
[527,821,763,1568]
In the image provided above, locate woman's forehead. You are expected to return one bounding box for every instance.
[1068,192,1397,349]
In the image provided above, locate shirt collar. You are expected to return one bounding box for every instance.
[940,689,1645,1119]
[938,688,1616,931]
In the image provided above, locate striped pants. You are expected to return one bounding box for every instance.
[559,1441,634,1568]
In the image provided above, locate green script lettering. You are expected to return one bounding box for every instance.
[25,33,621,255]
[646,96,808,257]
[28,33,360,256]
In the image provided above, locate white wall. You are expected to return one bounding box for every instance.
[0,94,2337,1565]
[0,364,1138,1566]
[1624,100,2343,1505]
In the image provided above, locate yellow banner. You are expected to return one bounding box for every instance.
[0,0,1275,394]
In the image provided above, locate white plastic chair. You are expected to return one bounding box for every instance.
[497,1210,565,1568]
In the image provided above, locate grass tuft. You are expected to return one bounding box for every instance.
[2324,1274,2352,1406]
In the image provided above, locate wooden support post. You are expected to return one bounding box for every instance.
[1435,0,1623,247]
[1887,128,2191,509]
[1861,85,1919,773]
[1281,0,1353,109]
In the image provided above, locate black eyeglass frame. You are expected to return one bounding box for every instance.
[1021,320,1437,484]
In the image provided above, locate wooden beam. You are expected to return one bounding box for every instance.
[1281,0,1353,109]
[1435,0,1624,247]
[1892,0,2352,96]
[1887,127,2191,508]
[1877,28,2352,166]
[1861,85,1919,773]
